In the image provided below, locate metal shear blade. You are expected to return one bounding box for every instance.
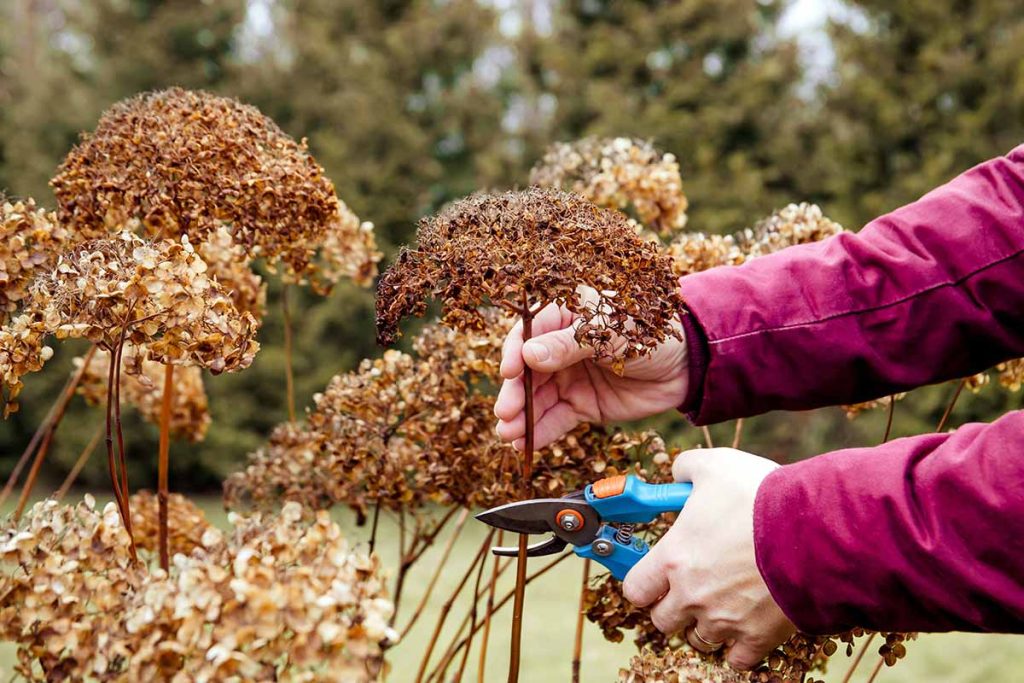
[475,497,601,558]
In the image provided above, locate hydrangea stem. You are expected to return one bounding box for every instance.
[12,345,97,519]
[936,378,967,432]
[157,363,174,571]
[54,422,104,500]
[477,530,503,683]
[571,558,591,683]
[282,285,297,423]
[400,508,470,639]
[508,295,536,683]
[841,633,877,683]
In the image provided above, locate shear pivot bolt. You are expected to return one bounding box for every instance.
[591,539,614,557]
[557,509,584,532]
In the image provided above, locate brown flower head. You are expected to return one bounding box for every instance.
[530,138,688,238]
[75,344,211,442]
[51,87,380,293]
[737,203,845,258]
[0,197,72,324]
[197,226,267,318]
[376,188,683,369]
[0,497,394,682]
[997,358,1024,391]
[129,489,214,556]
[666,232,745,277]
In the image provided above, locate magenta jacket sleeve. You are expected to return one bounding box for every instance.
[678,145,1024,424]
[754,412,1024,633]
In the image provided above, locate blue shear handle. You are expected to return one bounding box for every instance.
[584,476,692,524]
[573,526,649,581]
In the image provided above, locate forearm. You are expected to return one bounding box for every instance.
[753,411,1024,634]
[679,146,1024,424]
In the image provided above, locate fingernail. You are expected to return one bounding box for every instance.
[525,341,550,363]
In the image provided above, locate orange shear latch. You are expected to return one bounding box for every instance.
[591,474,627,499]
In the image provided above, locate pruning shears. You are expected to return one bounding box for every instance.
[475,475,692,580]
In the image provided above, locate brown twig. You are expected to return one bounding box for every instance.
[430,552,572,682]
[0,367,79,508]
[864,655,886,683]
[841,632,877,683]
[157,363,174,571]
[883,397,896,443]
[282,284,297,423]
[477,531,503,683]
[454,528,493,682]
[508,296,535,683]
[571,558,591,683]
[112,334,137,552]
[369,501,382,555]
[400,508,470,639]
[13,346,98,519]
[701,425,714,448]
[54,422,104,500]
[936,378,967,433]
[731,418,744,449]
[415,532,493,683]
[103,342,131,558]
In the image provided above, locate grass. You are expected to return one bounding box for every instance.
[1,494,1022,681]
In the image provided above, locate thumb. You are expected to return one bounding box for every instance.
[671,447,731,483]
[621,546,670,608]
[522,327,594,373]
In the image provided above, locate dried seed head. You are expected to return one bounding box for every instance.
[666,232,745,276]
[376,188,683,368]
[736,203,845,258]
[129,490,214,556]
[0,497,394,681]
[531,137,688,238]
[51,87,380,293]
[997,358,1024,391]
[75,345,211,442]
[0,197,70,325]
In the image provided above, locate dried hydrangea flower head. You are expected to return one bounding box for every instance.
[997,358,1024,391]
[197,226,267,318]
[0,313,52,415]
[842,392,907,420]
[0,197,71,324]
[51,87,380,293]
[0,497,395,682]
[129,489,214,556]
[376,188,683,368]
[75,344,211,442]
[530,137,688,238]
[666,232,746,277]
[737,203,845,259]
[32,231,259,370]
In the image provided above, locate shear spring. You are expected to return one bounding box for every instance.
[614,523,635,545]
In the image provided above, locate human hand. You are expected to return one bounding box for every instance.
[623,448,795,670]
[493,300,688,450]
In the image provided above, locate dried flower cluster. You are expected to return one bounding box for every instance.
[75,345,211,442]
[0,198,71,323]
[0,497,395,682]
[376,188,683,370]
[129,489,214,556]
[996,359,1024,391]
[530,137,688,238]
[197,226,267,318]
[842,392,906,420]
[666,203,845,278]
[51,88,380,292]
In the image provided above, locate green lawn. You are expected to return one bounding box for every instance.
[1,495,1021,681]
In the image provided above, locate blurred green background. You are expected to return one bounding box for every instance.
[1,0,1023,505]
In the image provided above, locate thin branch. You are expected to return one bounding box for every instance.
[936,378,967,433]
[415,532,493,683]
[54,422,104,500]
[400,508,471,639]
[369,501,382,555]
[865,655,886,683]
[477,531,503,683]
[841,632,877,683]
[508,295,535,683]
[13,346,98,519]
[157,363,174,571]
[103,342,130,551]
[282,285,297,423]
[883,397,896,443]
[453,527,493,682]
[112,334,136,553]
[571,559,591,683]
[730,418,744,450]
[701,425,714,449]
[429,552,572,682]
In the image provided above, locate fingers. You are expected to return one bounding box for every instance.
[494,382,560,442]
[499,303,572,380]
[648,589,692,636]
[522,326,594,374]
[671,447,730,483]
[725,640,769,671]
[685,623,728,654]
[622,551,670,609]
